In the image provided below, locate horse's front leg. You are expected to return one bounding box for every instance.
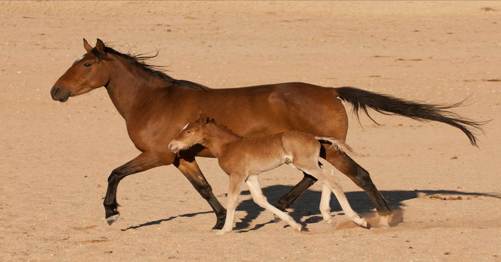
[103,152,163,225]
[174,156,227,229]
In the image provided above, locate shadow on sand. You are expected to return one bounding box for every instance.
[123,187,500,231]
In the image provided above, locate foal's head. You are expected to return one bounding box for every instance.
[50,39,112,102]
[168,116,215,154]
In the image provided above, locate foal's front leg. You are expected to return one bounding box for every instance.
[103,152,162,225]
[319,183,333,223]
[217,173,245,235]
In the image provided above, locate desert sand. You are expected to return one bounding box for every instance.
[1,1,501,261]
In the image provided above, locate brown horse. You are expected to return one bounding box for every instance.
[50,39,482,229]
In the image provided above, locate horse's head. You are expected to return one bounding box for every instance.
[168,115,215,154]
[50,38,111,102]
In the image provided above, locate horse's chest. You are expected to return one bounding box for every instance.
[126,118,174,152]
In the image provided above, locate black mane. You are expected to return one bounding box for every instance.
[92,46,209,91]
[97,46,175,82]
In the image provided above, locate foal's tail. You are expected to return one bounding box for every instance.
[315,137,354,153]
[335,86,484,146]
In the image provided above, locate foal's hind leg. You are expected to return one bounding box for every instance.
[325,148,392,217]
[321,170,368,228]
[246,176,302,232]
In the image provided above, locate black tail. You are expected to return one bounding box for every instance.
[336,86,484,146]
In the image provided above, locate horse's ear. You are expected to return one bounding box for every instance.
[83,38,92,52]
[95,38,106,57]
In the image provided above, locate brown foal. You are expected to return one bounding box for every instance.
[169,116,368,234]
[50,39,482,229]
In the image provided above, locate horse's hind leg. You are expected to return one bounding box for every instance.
[246,175,303,232]
[275,173,317,211]
[325,147,392,217]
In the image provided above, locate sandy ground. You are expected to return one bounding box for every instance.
[1,1,501,261]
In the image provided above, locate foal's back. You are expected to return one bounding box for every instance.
[218,131,320,175]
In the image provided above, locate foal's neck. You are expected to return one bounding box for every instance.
[104,55,173,120]
[203,124,241,158]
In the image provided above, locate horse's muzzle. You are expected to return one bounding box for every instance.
[50,86,71,102]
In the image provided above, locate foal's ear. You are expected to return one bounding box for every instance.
[95,38,107,57]
[83,38,92,52]
[197,111,209,123]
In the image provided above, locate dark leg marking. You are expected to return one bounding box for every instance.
[174,151,227,230]
[103,153,162,225]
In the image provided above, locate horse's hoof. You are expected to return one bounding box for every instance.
[212,220,225,230]
[106,214,120,225]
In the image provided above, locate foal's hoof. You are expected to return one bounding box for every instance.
[106,214,120,225]
[354,217,369,229]
[215,229,231,235]
[292,223,304,232]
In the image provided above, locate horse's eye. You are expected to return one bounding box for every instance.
[83,62,92,67]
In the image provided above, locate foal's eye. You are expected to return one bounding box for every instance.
[83,62,92,67]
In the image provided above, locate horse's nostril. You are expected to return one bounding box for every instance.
[50,86,60,99]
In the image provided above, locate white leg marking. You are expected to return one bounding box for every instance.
[217,175,243,235]
[246,175,302,232]
[323,169,368,228]
[320,183,332,223]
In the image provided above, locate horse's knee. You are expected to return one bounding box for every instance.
[107,169,126,183]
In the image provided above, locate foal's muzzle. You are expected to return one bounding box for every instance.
[168,141,183,154]
[50,86,71,102]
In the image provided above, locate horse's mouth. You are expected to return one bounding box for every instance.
[57,94,70,102]
[50,86,71,102]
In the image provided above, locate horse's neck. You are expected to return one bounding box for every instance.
[105,57,172,120]
[204,124,241,158]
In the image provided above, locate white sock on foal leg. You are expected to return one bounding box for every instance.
[246,175,303,232]
[217,175,243,235]
[323,170,368,228]
[320,183,332,223]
